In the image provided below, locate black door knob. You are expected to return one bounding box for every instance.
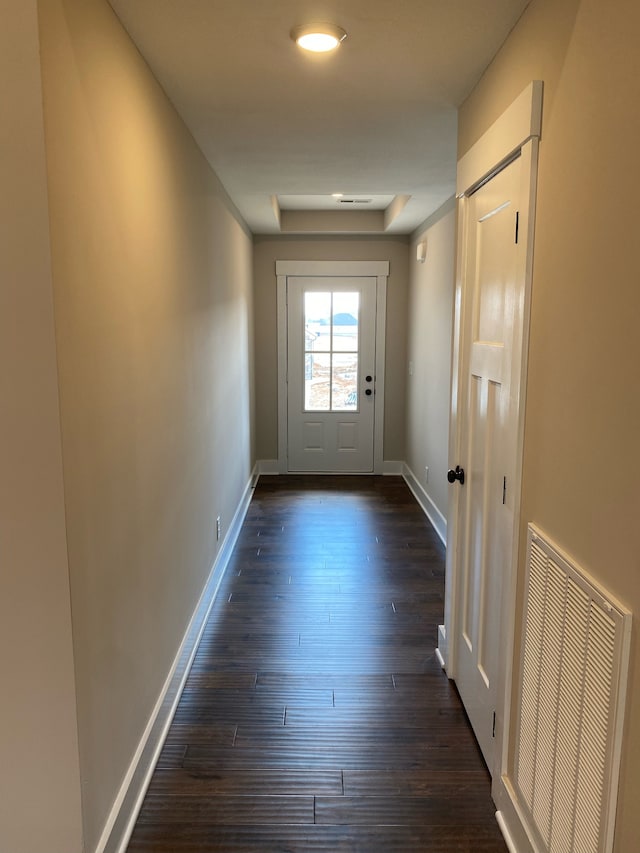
[447,465,465,485]
[365,375,373,382]
[365,388,372,396]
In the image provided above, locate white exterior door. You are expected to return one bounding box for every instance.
[286,276,377,472]
[452,155,522,768]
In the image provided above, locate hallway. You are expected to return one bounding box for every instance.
[127,476,507,852]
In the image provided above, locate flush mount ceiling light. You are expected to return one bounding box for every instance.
[291,23,347,53]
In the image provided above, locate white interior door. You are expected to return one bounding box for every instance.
[452,155,523,768]
[286,276,377,472]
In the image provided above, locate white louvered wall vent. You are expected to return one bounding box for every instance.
[514,524,631,853]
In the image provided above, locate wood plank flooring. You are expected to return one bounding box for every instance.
[127,475,507,852]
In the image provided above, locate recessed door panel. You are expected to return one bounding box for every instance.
[337,421,358,451]
[301,421,324,450]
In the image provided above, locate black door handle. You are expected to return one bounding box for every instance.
[447,465,465,485]
[365,388,372,396]
[365,375,373,382]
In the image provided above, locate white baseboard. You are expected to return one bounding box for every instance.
[96,474,254,853]
[256,460,406,476]
[493,776,537,853]
[435,624,447,669]
[496,810,520,853]
[402,463,447,545]
[257,459,281,475]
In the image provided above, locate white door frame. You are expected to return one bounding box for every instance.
[443,81,542,833]
[276,260,389,474]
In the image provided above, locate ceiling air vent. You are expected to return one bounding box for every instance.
[338,198,373,204]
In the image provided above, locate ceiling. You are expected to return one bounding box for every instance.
[108,0,530,236]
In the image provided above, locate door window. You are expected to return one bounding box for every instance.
[303,291,359,411]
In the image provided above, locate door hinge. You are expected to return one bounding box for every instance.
[515,211,520,244]
[502,476,507,505]
[492,711,496,738]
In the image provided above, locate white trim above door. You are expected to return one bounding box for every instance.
[276,260,389,474]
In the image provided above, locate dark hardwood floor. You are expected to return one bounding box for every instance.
[127,475,507,852]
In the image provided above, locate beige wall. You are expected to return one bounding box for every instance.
[459,0,640,848]
[253,236,410,463]
[37,0,254,849]
[406,200,456,524]
[0,4,84,851]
